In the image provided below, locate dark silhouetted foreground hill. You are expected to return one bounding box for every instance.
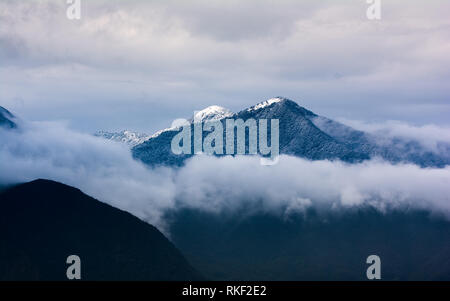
[0,179,202,280]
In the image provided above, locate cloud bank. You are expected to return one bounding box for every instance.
[339,119,450,153]
[1,0,450,131]
[0,120,176,228]
[175,155,450,218]
[1,118,450,232]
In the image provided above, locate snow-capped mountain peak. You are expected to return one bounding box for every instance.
[192,105,234,122]
[247,97,285,112]
[95,130,151,147]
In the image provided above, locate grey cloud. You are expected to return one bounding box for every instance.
[1,0,450,129]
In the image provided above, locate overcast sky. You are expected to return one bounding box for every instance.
[1,0,449,133]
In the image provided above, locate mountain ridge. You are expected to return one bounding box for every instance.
[0,179,203,280]
[132,97,450,167]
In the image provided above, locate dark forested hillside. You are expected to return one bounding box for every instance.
[0,179,202,281]
[167,208,450,280]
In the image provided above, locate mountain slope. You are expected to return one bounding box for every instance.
[235,98,369,161]
[132,97,366,166]
[167,208,450,280]
[0,106,16,129]
[132,97,449,167]
[0,179,203,281]
[311,115,450,167]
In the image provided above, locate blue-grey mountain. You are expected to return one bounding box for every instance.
[132,98,450,167]
[0,106,16,129]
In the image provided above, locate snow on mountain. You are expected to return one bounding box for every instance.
[247,97,283,112]
[191,105,234,122]
[132,97,358,167]
[148,127,178,139]
[95,130,151,147]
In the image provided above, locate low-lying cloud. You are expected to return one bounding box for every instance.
[1,118,450,232]
[175,155,450,218]
[0,120,176,228]
[339,118,450,153]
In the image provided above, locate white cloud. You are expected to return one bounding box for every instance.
[175,155,450,218]
[2,118,450,234]
[0,120,177,230]
[339,118,450,152]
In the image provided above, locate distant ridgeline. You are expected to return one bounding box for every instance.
[129,98,450,167]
